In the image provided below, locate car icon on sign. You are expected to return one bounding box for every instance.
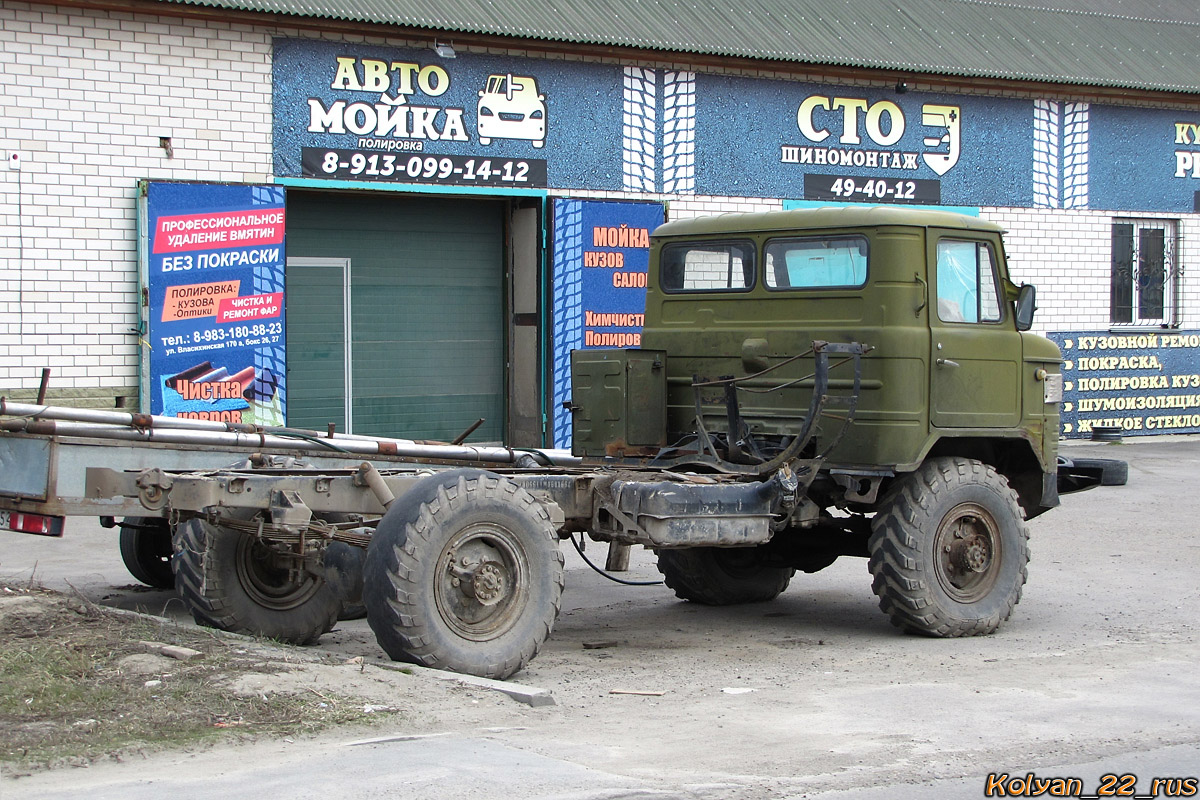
[477,74,546,148]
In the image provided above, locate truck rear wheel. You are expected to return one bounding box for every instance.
[118,517,174,590]
[172,519,341,645]
[363,470,564,680]
[323,540,368,621]
[868,457,1029,637]
[656,547,794,605]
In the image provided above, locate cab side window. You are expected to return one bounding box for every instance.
[936,240,1001,323]
[764,236,868,289]
[660,241,755,292]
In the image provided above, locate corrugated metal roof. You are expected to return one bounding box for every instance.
[164,0,1200,94]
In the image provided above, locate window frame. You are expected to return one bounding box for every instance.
[658,239,757,294]
[1110,218,1178,329]
[934,237,1005,326]
[762,234,870,292]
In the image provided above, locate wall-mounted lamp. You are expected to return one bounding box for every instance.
[432,42,456,58]
[895,80,909,94]
[158,136,174,158]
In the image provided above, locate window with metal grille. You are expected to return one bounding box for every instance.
[1110,219,1178,327]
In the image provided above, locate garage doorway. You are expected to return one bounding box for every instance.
[285,192,507,442]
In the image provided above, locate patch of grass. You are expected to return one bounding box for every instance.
[0,584,395,774]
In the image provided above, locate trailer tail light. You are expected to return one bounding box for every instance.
[0,510,64,537]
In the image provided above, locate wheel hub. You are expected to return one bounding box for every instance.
[436,525,527,641]
[235,535,322,611]
[933,503,1002,603]
[452,559,509,606]
[949,528,992,574]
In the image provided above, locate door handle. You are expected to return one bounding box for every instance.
[936,358,961,368]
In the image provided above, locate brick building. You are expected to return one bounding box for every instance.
[2,0,1198,443]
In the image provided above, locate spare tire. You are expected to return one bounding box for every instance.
[1065,456,1129,486]
[656,547,793,605]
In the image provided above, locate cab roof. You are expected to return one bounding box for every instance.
[653,206,1004,238]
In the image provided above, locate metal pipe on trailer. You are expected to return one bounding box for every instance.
[0,400,580,467]
[0,400,468,446]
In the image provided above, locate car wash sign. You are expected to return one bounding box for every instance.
[274,39,572,189]
[295,57,540,186]
[144,182,287,426]
[549,199,665,448]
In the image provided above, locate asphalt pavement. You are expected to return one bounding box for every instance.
[1,436,1198,799]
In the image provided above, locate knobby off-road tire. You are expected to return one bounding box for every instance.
[118,517,175,590]
[656,547,794,605]
[172,518,341,645]
[363,470,564,680]
[868,457,1030,637]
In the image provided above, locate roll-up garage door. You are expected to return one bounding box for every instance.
[285,191,505,442]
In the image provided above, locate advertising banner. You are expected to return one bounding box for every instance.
[145,182,287,425]
[550,199,665,448]
[272,38,623,192]
[273,38,1200,214]
[1049,330,1200,438]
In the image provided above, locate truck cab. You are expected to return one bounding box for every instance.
[575,206,1064,517]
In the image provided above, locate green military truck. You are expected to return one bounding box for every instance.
[0,206,1110,680]
[572,206,1067,639]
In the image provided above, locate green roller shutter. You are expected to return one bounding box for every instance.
[285,192,505,442]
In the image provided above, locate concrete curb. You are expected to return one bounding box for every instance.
[372,660,556,707]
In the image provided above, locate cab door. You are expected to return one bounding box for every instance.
[928,230,1021,428]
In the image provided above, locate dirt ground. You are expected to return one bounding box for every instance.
[1,438,1199,799]
[0,586,409,773]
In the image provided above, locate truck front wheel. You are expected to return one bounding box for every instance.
[363,470,564,680]
[868,457,1029,637]
[172,519,341,645]
[656,547,794,605]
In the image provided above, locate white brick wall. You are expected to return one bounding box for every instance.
[3,1,1199,407]
[546,190,782,219]
[0,2,273,399]
[981,207,1200,334]
[670,196,783,218]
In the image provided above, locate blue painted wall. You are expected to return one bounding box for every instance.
[273,38,624,191]
[273,38,1200,213]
